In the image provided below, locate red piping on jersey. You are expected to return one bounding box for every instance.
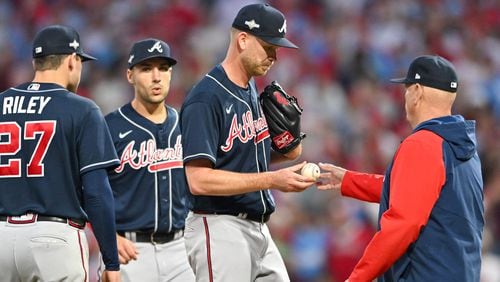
[148,160,183,172]
[77,231,88,282]
[255,129,270,144]
[203,217,214,282]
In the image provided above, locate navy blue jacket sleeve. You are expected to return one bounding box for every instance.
[82,168,120,271]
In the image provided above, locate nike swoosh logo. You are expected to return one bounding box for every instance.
[225,104,233,114]
[119,130,133,139]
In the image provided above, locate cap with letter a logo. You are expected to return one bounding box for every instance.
[127,38,177,69]
[32,25,96,61]
[232,3,298,49]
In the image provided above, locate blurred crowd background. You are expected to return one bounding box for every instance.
[1,0,499,281]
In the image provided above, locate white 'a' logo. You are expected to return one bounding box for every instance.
[278,20,287,33]
[148,41,163,53]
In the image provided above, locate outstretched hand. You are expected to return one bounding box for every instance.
[316,162,347,191]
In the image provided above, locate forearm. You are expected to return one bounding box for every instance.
[82,169,119,271]
[341,171,384,203]
[186,165,275,196]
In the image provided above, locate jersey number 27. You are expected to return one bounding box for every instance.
[0,121,56,178]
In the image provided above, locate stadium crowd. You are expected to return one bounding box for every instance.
[1,0,499,281]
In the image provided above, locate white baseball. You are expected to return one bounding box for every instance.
[301,163,320,180]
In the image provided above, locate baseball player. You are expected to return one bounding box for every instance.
[0,25,120,281]
[180,4,315,281]
[101,39,194,281]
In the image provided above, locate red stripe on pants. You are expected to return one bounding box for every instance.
[77,231,88,282]
[203,217,214,282]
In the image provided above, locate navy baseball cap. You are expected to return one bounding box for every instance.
[232,3,298,49]
[128,38,177,69]
[32,25,96,61]
[390,55,458,92]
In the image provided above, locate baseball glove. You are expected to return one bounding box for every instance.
[259,81,305,154]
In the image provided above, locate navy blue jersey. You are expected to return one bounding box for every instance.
[180,65,275,217]
[105,103,188,233]
[0,82,119,219]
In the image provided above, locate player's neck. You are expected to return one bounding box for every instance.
[221,59,251,88]
[131,99,167,124]
[32,70,68,89]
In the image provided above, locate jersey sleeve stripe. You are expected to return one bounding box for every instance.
[80,158,119,172]
[183,153,216,164]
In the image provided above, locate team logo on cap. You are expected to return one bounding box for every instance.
[148,41,163,53]
[278,20,287,33]
[69,40,79,50]
[245,19,260,30]
[415,73,421,79]
[128,55,135,64]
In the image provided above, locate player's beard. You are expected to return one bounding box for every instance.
[255,63,272,76]
[243,57,273,77]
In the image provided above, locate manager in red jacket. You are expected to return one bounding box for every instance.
[318,55,484,282]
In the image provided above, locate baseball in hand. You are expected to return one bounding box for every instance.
[301,163,320,180]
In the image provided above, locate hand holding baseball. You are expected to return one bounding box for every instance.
[270,161,316,192]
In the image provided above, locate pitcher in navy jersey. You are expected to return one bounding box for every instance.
[103,39,194,281]
[0,25,120,282]
[181,4,315,281]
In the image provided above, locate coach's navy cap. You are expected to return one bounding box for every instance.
[232,3,298,49]
[128,38,177,69]
[390,55,458,92]
[32,25,96,61]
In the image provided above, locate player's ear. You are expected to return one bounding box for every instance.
[410,83,425,107]
[67,53,78,71]
[237,32,249,50]
[126,69,134,84]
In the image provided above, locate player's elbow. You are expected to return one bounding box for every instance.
[187,175,215,195]
[187,182,205,195]
[185,173,204,195]
[185,160,213,195]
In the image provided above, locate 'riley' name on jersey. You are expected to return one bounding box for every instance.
[2,96,52,115]
[221,110,269,152]
[115,135,183,173]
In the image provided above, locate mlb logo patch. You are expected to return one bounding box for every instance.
[35,47,42,54]
[28,83,40,91]
[450,82,457,88]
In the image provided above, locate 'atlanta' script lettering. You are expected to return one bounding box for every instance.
[115,135,183,173]
[221,111,269,152]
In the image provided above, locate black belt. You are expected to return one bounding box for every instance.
[117,229,184,244]
[0,214,86,229]
[193,211,271,223]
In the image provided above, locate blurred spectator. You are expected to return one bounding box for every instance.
[2,1,499,281]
